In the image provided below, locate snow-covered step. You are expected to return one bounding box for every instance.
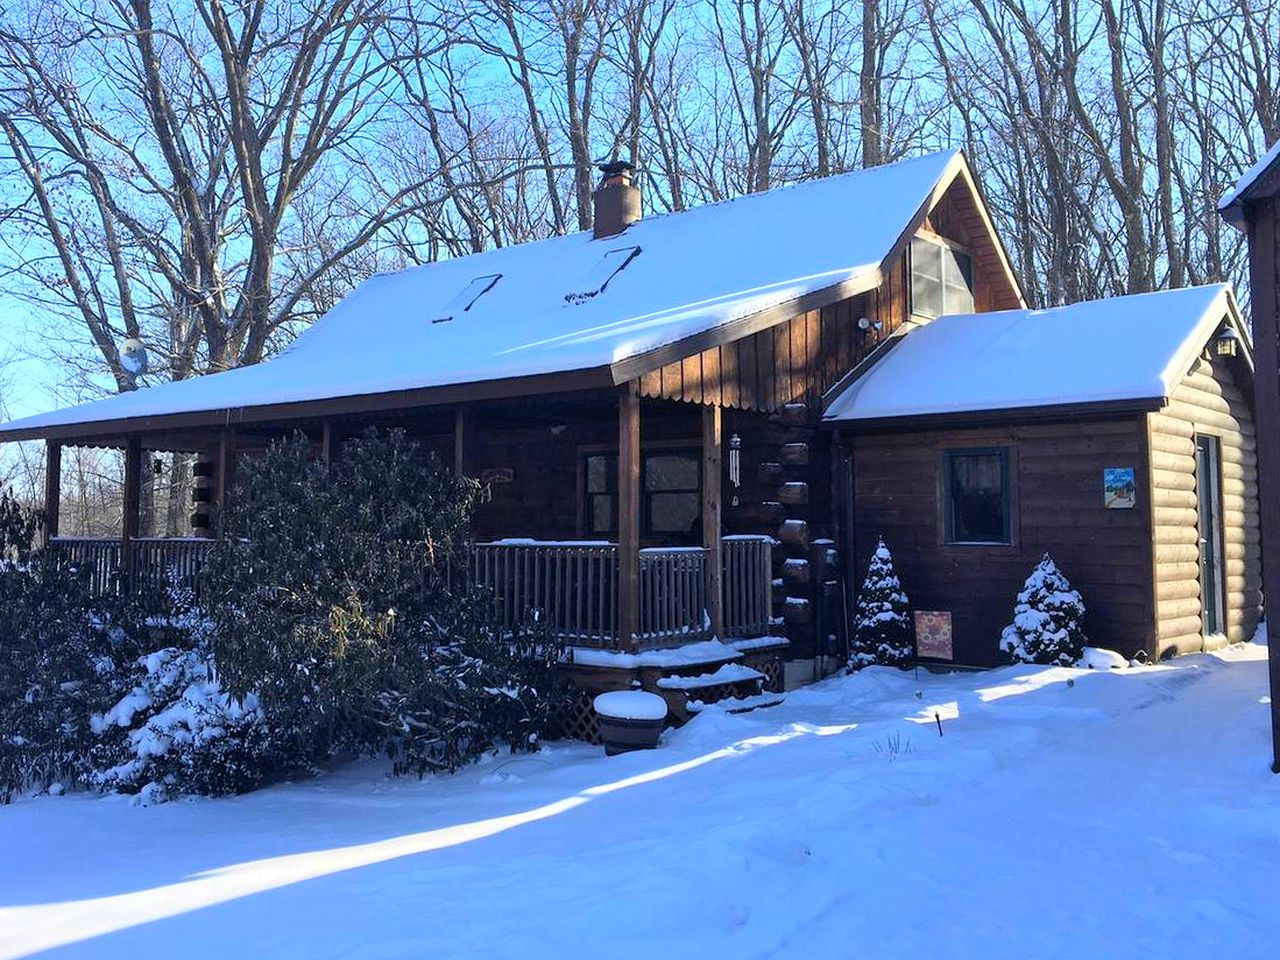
[656,663,764,691]
[687,692,786,715]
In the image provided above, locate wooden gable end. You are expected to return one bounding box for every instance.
[637,161,1023,412]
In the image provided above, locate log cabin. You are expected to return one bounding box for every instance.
[823,285,1259,665]
[1220,139,1280,768]
[0,150,1260,728]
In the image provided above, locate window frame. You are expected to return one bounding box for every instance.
[910,234,976,319]
[942,446,1013,546]
[580,446,702,540]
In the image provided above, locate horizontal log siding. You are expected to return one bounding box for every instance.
[1147,353,1261,657]
[852,418,1154,665]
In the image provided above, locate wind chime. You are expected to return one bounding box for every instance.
[728,432,742,507]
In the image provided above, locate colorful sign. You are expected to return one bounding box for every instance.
[914,610,953,660]
[1103,467,1136,509]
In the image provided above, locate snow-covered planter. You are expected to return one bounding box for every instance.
[593,691,667,756]
[1000,554,1087,667]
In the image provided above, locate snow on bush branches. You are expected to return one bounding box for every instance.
[1000,553,1087,666]
[92,646,269,804]
[848,537,913,670]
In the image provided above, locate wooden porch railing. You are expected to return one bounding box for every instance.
[473,541,620,647]
[638,547,711,648]
[48,534,775,650]
[48,536,214,599]
[721,535,774,637]
[474,536,773,649]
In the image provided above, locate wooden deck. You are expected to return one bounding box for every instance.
[47,534,773,650]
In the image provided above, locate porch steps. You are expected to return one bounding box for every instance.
[687,691,786,715]
[655,662,765,691]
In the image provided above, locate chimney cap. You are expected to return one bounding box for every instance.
[597,159,635,179]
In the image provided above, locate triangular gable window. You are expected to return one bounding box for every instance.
[565,247,641,304]
[431,274,502,323]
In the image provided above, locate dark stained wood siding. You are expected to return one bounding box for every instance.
[851,418,1155,665]
[638,177,1024,413]
[1147,352,1262,656]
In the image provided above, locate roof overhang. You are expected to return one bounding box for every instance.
[826,396,1166,433]
[0,151,1025,446]
[1221,144,1280,229]
[0,367,616,446]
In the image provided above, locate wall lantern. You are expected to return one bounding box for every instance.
[1215,327,1239,359]
[728,432,742,507]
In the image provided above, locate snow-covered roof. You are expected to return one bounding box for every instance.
[1,150,967,440]
[824,284,1243,424]
[1220,140,1280,224]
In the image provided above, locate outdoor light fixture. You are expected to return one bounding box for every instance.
[857,316,882,334]
[1215,327,1239,359]
[729,432,742,506]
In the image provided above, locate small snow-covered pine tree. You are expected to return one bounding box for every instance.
[999,553,1087,666]
[848,537,913,671]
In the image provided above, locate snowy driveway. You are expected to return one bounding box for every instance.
[2,646,1278,959]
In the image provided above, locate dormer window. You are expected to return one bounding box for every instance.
[565,246,641,304]
[431,274,501,323]
[910,236,974,319]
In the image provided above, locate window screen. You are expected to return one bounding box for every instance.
[911,237,975,319]
[944,448,1010,544]
[584,453,616,536]
[644,452,700,537]
[582,449,701,539]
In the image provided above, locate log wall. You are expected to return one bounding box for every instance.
[850,417,1155,665]
[1148,352,1262,656]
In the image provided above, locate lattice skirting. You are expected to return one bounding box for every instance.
[740,652,785,693]
[555,688,603,744]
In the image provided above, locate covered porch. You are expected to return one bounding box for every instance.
[39,386,776,653]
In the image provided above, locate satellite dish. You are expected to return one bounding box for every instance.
[120,338,149,377]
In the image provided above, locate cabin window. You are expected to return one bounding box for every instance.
[583,450,701,540]
[911,236,974,319]
[944,448,1010,544]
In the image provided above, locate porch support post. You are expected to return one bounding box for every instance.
[215,429,237,524]
[321,420,340,471]
[121,436,141,589]
[617,383,641,651]
[454,406,472,476]
[702,404,724,638]
[42,440,61,547]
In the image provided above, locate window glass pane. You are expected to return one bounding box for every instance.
[948,451,1008,543]
[943,248,975,314]
[589,494,615,534]
[648,492,700,534]
[911,237,944,319]
[586,454,612,494]
[645,454,698,492]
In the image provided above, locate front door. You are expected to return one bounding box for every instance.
[1195,435,1225,639]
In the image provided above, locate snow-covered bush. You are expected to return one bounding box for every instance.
[848,536,914,670]
[1000,553,1087,666]
[202,429,568,779]
[92,646,272,801]
[0,490,146,799]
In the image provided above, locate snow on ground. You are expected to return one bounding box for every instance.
[2,643,1279,959]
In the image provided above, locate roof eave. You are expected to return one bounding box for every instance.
[0,366,618,445]
[823,396,1166,432]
